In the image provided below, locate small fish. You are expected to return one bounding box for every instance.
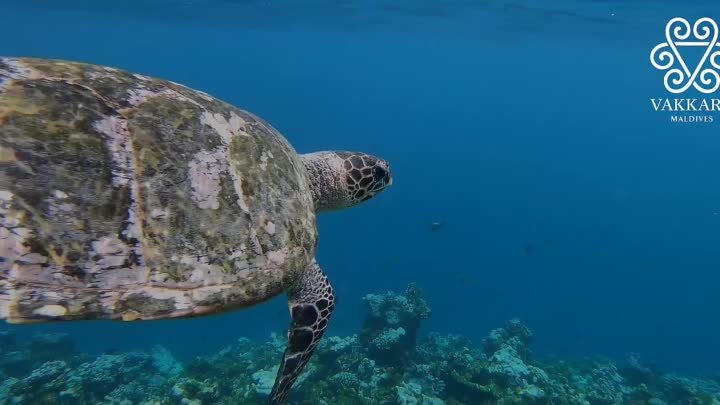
[523,243,535,256]
[430,221,444,231]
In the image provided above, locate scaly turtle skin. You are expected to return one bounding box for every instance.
[0,57,392,404]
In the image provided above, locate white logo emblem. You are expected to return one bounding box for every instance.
[650,17,720,94]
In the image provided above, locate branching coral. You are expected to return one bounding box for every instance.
[361,283,430,367]
[581,364,624,405]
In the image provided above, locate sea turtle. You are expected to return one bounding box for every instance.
[0,57,392,404]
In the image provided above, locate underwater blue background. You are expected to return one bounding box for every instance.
[1,0,720,375]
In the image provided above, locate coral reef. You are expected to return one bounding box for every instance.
[0,332,77,378]
[0,284,717,405]
[361,283,431,367]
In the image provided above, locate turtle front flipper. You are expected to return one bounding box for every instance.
[268,261,335,405]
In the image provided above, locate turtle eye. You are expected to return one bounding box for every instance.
[373,167,387,183]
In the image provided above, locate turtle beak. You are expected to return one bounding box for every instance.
[381,161,392,187]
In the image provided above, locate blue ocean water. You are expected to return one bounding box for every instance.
[1,0,720,385]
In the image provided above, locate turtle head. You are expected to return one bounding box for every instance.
[301,151,392,212]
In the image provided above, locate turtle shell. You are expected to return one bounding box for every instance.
[0,57,316,323]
